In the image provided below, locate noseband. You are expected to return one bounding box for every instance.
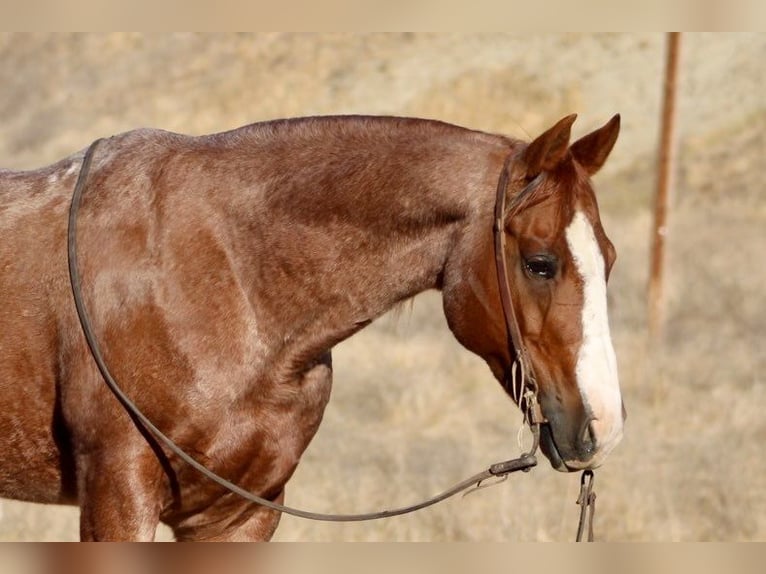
[67,138,593,539]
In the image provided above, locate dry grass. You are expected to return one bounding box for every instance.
[0,33,764,542]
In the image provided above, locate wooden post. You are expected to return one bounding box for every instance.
[648,32,681,342]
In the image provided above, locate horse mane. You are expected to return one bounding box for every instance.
[207,114,516,151]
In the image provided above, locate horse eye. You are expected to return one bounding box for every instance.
[524,256,557,280]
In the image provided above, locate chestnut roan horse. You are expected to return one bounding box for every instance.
[0,114,624,541]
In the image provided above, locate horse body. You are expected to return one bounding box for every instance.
[0,115,624,540]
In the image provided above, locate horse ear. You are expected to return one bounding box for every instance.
[570,114,621,176]
[523,114,577,179]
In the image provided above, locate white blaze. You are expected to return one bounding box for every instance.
[565,210,623,464]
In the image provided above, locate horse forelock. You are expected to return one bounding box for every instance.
[505,150,593,224]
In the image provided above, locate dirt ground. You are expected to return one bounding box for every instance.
[0,33,763,541]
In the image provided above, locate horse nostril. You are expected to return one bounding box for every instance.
[578,420,597,458]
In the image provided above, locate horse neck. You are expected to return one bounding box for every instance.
[221,118,511,372]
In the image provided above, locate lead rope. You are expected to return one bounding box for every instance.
[67,138,541,525]
[575,470,597,541]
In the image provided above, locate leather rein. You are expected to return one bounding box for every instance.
[67,138,594,538]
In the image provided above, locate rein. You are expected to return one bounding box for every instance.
[67,138,593,538]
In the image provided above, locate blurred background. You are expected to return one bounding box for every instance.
[0,33,763,541]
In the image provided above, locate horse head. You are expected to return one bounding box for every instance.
[443,114,625,472]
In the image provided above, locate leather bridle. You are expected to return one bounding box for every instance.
[67,138,594,538]
[492,154,547,433]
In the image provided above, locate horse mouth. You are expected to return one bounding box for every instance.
[539,424,571,473]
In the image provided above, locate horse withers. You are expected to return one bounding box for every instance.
[0,114,624,540]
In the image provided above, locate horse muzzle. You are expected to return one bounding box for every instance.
[538,408,625,472]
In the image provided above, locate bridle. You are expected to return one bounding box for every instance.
[492,154,546,433]
[493,155,597,542]
[67,138,595,539]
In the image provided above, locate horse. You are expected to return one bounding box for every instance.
[0,113,625,541]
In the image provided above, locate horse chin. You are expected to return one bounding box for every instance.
[539,425,571,473]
